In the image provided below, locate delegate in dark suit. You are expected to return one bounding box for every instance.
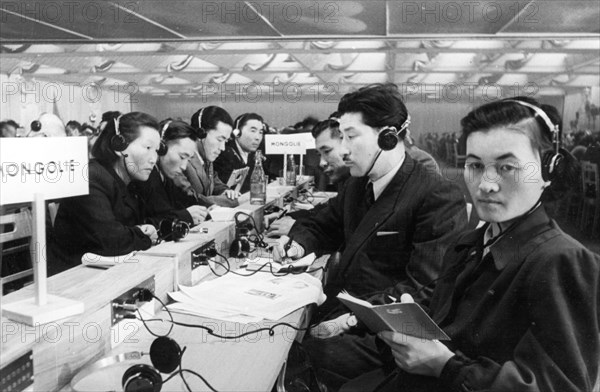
[213,139,255,194]
[48,160,172,275]
[289,155,468,386]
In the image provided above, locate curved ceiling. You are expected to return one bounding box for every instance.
[1,1,599,98]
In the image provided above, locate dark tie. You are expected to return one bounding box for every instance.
[365,181,375,208]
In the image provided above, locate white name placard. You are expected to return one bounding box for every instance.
[265,134,308,155]
[0,137,89,205]
[296,132,316,150]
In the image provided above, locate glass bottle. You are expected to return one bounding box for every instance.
[250,150,267,205]
[286,155,297,186]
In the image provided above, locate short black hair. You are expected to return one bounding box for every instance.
[190,106,234,135]
[92,112,159,165]
[160,120,198,144]
[337,83,408,138]
[233,113,265,131]
[311,119,341,140]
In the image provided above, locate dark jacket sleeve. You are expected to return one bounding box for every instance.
[65,172,151,256]
[212,170,230,196]
[213,149,236,188]
[288,191,345,256]
[439,249,600,392]
[393,180,468,304]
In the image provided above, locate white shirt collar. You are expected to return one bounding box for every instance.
[235,140,249,164]
[370,154,405,201]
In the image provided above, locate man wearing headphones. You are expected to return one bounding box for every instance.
[214,113,265,194]
[275,84,468,390]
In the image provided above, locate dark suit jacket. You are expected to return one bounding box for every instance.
[48,160,165,275]
[132,167,209,226]
[183,140,238,207]
[214,139,256,194]
[289,155,468,318]
[382,206,600,392]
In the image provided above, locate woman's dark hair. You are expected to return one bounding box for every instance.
[460,96,580,201]
[160,119,198,145]
[233,113,264,132]
[337,83,408,138]
[311,118,341,139]
[92,112,159,165]
[190,106,234,135]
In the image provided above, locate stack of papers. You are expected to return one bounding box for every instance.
[167,272,326,322]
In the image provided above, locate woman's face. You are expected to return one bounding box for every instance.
[122,126,160,181]
[464,127,550,227]
[203,121,232,162]
[159,138,197,180]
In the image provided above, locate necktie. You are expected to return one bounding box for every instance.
[365,181,375,208]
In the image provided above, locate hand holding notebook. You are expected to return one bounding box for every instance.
[337,291,449,340]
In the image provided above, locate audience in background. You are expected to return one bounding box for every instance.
[0,120,19,137]
[65,120,82,136]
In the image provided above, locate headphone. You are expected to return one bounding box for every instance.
[504,99,563,181]
[70,333,182,392]
[158,218,190,243]
[377,114,412,151]
[30,120,42,132]
[195,108,207,139]
[363,114,412,177]
[157,121,171,156]
[229,213,255,258]
[232,115,245,138]
[110,115,129,152]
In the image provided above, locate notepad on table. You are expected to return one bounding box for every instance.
[337,291,450,340]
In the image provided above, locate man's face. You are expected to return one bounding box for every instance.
[203,121,232,162]
[159,138,197,180]
[236,119,264,153]
[464,127,548,227]
[338,112,380,177]
[315,128,348,183]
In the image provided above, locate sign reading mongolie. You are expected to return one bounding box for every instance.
[0,137,89,205]
[264,133,313,155]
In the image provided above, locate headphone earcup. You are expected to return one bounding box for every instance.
[150,336,182,374]
[158,141,168,156]
[233,128,240,137]
[541,150,564,182]
[110,134,129,152]
[122,364,162,392]
[378,129,399,151]
[229,238,250,258]
[196,127,207,139]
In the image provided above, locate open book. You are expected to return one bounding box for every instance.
[337,291,450,340]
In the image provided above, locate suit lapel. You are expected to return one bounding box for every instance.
[337,156,417,277]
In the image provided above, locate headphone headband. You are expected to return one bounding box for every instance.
[114,115,123,136]
[504,99,558,136]
[197,108,205,130]
[504,99,563,180]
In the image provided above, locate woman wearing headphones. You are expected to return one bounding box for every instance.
[180,106,240,207]
[214,112,265,194]
[48,112,165,276]
[343,97,599,392]
[133,120,209,226]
